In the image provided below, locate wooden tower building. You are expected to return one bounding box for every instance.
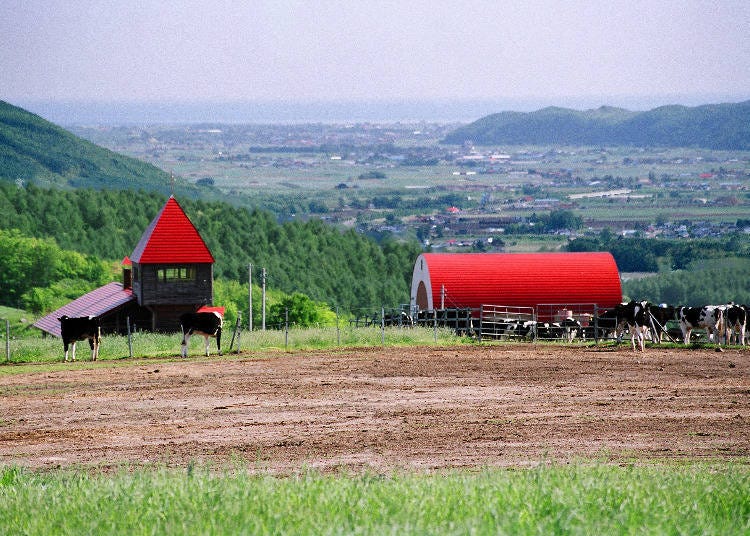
[35,195,216,337]
[129,195,215,331]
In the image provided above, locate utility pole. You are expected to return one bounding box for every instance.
[248,263,253,332]
[261,267,267,331]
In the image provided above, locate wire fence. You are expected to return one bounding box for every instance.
[0,302,722,364]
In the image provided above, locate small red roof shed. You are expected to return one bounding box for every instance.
[130,196,214,264]
[197,305,225,316]
[411,252,622,313]
[33,282,135,337]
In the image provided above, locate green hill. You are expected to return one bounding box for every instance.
[443,101,750,149]
[2,183,420,312]
[0,100,184,193]
[0,101,420,312]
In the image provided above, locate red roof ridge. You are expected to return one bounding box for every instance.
[130,197,214,264]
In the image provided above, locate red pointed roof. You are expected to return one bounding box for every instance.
[130,196,214,264]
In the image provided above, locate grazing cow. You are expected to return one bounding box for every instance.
[648,304,676,344]
[180,311,223,357]
[59,315,101,362]
[724,304,747,346]
[678,305,725,345]
[615,301,650,351]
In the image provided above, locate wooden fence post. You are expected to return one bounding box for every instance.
[336,305,340,346]
[433,309,437,343]
[284,308,289,351]
[126,316,133,359]
[381,306,385,346]
[235,312,242,354]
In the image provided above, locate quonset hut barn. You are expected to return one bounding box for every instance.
[34,195,215,337]
[411,252,622,320]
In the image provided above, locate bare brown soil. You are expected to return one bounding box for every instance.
[1,345,748,473]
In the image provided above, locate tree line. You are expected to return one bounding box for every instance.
[0,227,337,329]
[4,182,748,325]
[621,258,750,306]
[1,182,420,316]
[566,230,750,272]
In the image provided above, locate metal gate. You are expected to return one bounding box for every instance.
[479,305,535,340]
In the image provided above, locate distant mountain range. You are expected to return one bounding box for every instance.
[443,101,750,149]
[0,100,180,193]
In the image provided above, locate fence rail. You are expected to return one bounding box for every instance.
[0,303,733,363]
[479,305,535,341]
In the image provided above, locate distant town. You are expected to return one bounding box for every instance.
[71,122,750,252]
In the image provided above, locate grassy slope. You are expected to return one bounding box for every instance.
[0,306,37,337]
[0,100,190,195]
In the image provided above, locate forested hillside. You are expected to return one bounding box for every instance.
[2,183,420,311]
[569,233,750,305]
[0,228,114,313]
[622,258,750,306]
[0,100,201,196]
[566,232,750,272]
[444,101,750,149]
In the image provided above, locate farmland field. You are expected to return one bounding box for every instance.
[1,344,747,471]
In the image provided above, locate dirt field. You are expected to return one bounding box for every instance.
[1,344,748,472]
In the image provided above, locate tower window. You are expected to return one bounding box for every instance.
[158,267,195,282]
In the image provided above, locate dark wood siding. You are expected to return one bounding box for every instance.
[149,304,200,332]
[99,301,152,335]
[133,262,213,306]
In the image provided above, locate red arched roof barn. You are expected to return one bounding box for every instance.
[411,252,622,313]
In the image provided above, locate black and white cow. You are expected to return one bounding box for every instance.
[516,320,538,341]
[180,311,223,357]
[59,315,101,362]
[678,305,725,345]
[556,317,582,343]
[616,301,650,352]
[484,317,522,340]
[382,311,414,328]
[648,304,676,344]
[593,305,628,341]
[724,304,747,346]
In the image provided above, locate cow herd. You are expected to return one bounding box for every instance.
[440,301,749,353]
[56,301,747,361]
[546,301,748,352]
[57,311,223,362]
[677,303,747,347]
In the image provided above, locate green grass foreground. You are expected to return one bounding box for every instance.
[1,463,747,535]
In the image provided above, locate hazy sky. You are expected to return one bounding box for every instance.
[2,0,749,110]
